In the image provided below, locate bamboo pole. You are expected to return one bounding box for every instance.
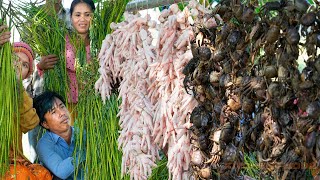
[126,0,189,11]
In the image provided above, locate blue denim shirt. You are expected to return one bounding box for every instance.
[36,127,84,180]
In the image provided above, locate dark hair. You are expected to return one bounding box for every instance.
[70,0,95,16]
[33,91,66,128]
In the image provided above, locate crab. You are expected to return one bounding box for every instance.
[292,132,316,163]
[205,130,222,165]
[241,76,267,100]
[195,31,205,47]
[259,0,286,17]
[183,57,199,94]
[192,166,212,180]
[193,23,216,44]
[270,137,287,158]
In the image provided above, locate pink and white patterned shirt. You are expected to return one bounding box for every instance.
[65,35,91,103]
[37,35,91,103]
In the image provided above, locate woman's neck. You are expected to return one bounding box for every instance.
[78,34,90,46]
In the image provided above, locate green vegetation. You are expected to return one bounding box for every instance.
[0,2,20,176]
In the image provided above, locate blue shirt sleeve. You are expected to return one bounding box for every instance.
[36,138,75,179]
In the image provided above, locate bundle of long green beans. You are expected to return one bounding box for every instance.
[17,3,68,100]
[72,53,127,179]
[72,0,129,179]
[0,14,20,178]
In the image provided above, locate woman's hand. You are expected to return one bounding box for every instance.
[0,25,11,46]
[38,54,59,70]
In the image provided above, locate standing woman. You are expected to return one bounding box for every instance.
[37,0,95,124]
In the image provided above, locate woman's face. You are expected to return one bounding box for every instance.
[71,3,92,35]
[14,52,30,80]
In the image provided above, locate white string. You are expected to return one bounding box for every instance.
[135,0,138,12]
[146,0,149,19]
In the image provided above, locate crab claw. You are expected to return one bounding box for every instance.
[196,32,204,47]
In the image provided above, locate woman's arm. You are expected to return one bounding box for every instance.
[20,89,40,133]
[36,54,59,76]
[0,25,10,46]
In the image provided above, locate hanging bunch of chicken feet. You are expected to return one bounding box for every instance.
[185,0,320,179]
